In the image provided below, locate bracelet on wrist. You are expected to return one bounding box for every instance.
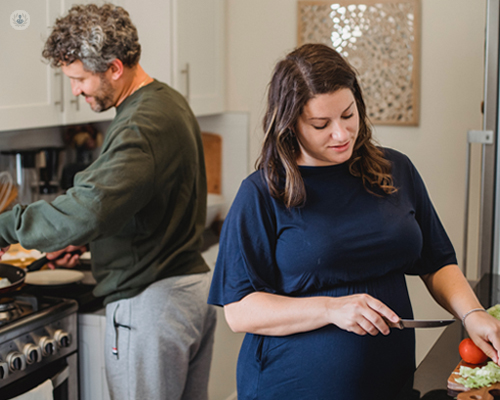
[461,308,487,328]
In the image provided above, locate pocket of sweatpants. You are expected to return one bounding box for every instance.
[106,301,132,362]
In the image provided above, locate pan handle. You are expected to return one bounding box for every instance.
[26,256,48,272]
[26,250,83,272]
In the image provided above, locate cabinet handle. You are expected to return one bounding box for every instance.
[54,71,64,112]
[70,97,80,111]
[463,130,494,278]
[181,63,190,103]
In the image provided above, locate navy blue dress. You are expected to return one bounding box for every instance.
[208,148,457,400]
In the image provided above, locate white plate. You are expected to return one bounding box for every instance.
[25,270,84,286]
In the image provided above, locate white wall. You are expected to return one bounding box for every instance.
[225,0,487,365]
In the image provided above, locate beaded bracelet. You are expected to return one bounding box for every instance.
[462,308,487,328]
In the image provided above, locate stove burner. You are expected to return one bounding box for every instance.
[0,298,23,325]
[0,297,16,311]
[0,294,42,326]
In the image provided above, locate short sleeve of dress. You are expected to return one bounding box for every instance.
[208,174,280,306]
[399,152,458,275]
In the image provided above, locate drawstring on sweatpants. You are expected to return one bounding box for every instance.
[112,304,131,359]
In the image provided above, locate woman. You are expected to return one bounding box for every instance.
[207,43,500,399]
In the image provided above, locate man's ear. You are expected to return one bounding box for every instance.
[107,59,124,81]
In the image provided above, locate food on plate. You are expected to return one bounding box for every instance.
[456,361,500,389]
[459,338,489,364]
[0,277,11,288]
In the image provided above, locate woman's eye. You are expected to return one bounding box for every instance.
[342,113,354,120]
[313,124,328,130]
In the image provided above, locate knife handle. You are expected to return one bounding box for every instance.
[383,317,404,330]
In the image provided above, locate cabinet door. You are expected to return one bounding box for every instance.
[173,0,225,116]
[60,0,115,125]
[0,0,63,132]
[104,0,224,117]
[120,0,173,86]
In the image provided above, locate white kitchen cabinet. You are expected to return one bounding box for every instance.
[78,310,111,400]
[172,0,225,116]
[122,0,225,116]
[0,0,223,133]
[0,0,114,133]
[0,0,63,131]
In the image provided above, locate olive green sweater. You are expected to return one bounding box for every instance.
[0,80,209,304]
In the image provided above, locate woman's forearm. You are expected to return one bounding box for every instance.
[420,264,483,319]
[223,291,400,337]
[422,264,500,363]
[224,292,332,336]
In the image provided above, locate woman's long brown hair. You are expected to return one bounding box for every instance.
[256,43,396,208]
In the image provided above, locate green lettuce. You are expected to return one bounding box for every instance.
[456,361,500,389]
[488,304,500,321]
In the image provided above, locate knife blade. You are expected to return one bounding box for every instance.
[386,318,456,329]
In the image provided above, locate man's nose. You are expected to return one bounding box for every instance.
[70,80,82,96]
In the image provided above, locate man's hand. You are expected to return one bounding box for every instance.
[0,246,11,259]
[46,245,87,269]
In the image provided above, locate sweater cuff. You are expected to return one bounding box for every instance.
[0,210,18,248]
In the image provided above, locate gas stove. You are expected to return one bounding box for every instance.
[0,293,78,397]
[0,297,33,327]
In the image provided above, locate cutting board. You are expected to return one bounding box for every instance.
[201,132,222,194]
[457,383,500,399]
[447,360,500,399]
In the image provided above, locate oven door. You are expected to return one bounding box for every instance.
[2,352,78,400]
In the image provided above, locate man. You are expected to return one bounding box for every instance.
[0,4,216,399]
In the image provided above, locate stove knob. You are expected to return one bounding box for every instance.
[0,362,8,379]
[6,352,26,372]
[23,344,42,364]
[39,336,57,357]
[54,329,71,348]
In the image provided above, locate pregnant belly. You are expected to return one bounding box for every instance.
[238,326,415,400]
[236,273,416,400]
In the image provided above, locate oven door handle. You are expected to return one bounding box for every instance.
[51,365,70,389]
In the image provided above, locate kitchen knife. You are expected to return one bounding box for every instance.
[386,318,456,329]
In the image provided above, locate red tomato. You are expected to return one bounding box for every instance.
[459,338,488,364]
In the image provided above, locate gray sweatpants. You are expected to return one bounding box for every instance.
[104,273,217,400]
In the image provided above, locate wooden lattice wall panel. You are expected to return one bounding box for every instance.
[298,0,421,126]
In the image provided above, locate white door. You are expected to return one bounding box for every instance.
[0,0,63,132]
[120,0,173,86]
[173,0,225,116]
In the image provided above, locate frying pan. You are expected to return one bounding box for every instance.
[0,251,81,294]
[0,264,26,294]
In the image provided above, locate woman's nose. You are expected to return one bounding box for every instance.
[330,121,349,141]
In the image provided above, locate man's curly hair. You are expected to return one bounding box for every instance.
[42,3,141,73]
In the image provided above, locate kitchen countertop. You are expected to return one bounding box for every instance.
[396,273,499,399]
[22,263,103,313]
